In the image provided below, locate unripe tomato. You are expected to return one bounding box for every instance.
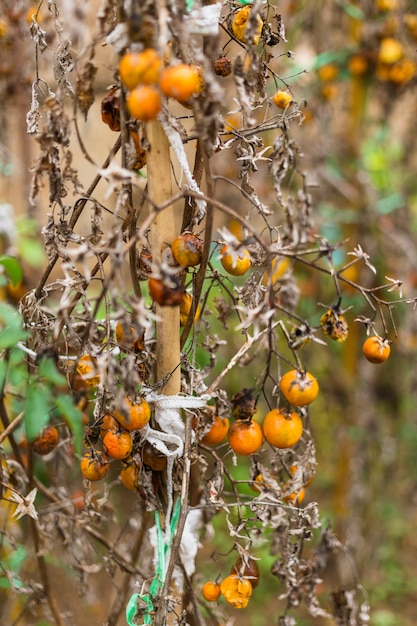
[126,85,162,122]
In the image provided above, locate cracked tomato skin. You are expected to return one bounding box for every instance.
[228,419,263,455]
[279,369,319,406]
[362,336,391,363]
[220,574,253,609]
[171,232,203,268]
[262,408,303,449]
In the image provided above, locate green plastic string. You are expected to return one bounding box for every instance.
[185,0,194,12]
[126,499,182,625]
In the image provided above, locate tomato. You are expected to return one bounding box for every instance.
[202,581,221,602]
[80,451,110,481]
[120,459,141,491]
[103,429,133,460]
[231,6,263,45]
[171,232,203,268]
[220,245,251,276]
[119,49,162,90]
[148,276,185,306]
[320,308,349,342]
[262,408,303,449]
[279,369,319,406]
[362,336,391,364]
[200,415,230,446]
[31,425,59,455]
[159,64,202,103]
[273,90,292,109]
[179,292,201,327]
[126,85,162,122]
[220,574,253,609]
[114,397,151,431]
[231,556,260,589]
[228,419,263,455]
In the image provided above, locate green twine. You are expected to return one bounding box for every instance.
[185,0,194,12]
[126,499,182,625]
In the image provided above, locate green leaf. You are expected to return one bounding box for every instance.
[24,383,52,441]
[37,357,66,387]
[0,301,23,328]
[0,255,23,287]
[0,327,28,350]
[54,395,83,454]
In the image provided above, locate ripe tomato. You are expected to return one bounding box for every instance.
[114,397,151,431]
[126,85,162,121]
[31,425,59,455]
[171,232,203,267]
[80,451,110,481]
[262,408,303,449]
[273,90,292,109]
[228,419,263,455]
[220,244,251,276]
[159,63,202,103]
[99,413,119,437]
[148,276,185,306]
[201,415,230,446]
[220,574,253,609]
[179,292,201,327]
[119,49,162,90]
[202,581,221,602]
[231,556,260,589]
[362,336,391,364]
[279,369,319,406]
[120,459,141,491]
[103,429,133,460]
[141,440,167,471]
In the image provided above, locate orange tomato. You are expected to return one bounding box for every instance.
[228,419,263,455]
[120,459,141,491]
[126,85,162,121]
[273,90,292,109]
[202,581,221,602]
[262,408,303,449]
[76,354,100,388]
[179,292,201,327]
[80,451,110,481]
[283,486,306,505]
[201,415,230,446]
[159,64,202,103]
[114,397,151,431]
[103,429,133,460]
[220,245,251,276]
[362,336,391,364]
[279,369,319,407]
[171,232,203,267]
[31,425,59,455]
[119,49,162,89]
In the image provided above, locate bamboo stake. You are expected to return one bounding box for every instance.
[146,120,181,395]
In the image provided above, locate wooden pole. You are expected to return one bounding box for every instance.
[146,120,181,395]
